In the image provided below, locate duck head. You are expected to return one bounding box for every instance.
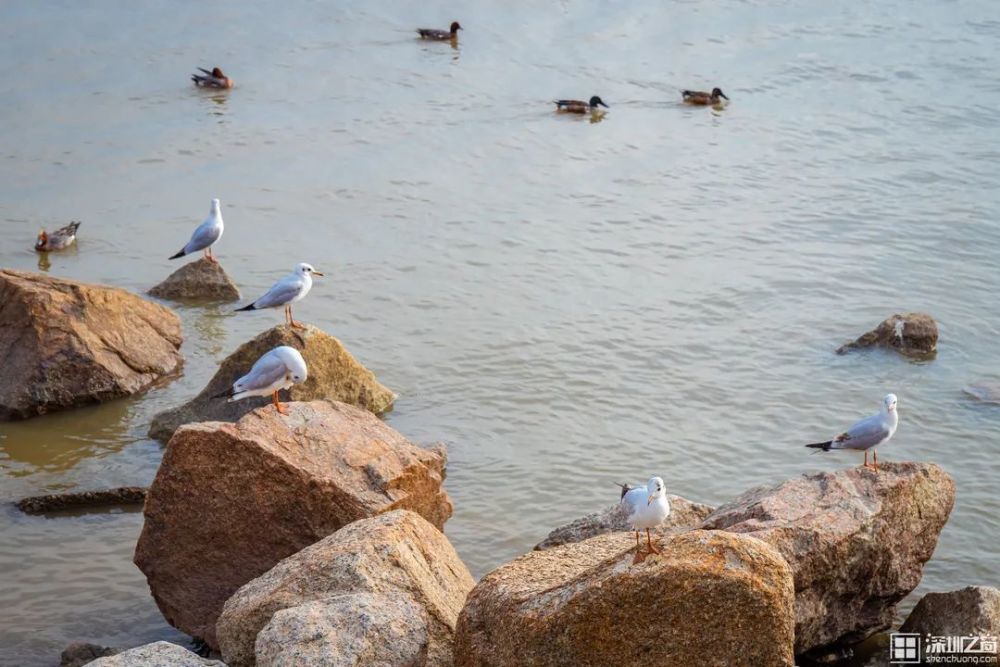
[589,95,609,109]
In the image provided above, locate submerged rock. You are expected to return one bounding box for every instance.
[148,324,395,442]
[149,257,240,301]
[15,486,146,514]
[836,312,938,359]
[964,382,1000,405]
[135,402,453,649]
[86,641,223,666]
[455,530,795,667]
[218,510,473,667]
[60,641,117,667]
[702,461,955,656]
[0,269,182,420]
[900,586,1000,646]
[534,493,715,550]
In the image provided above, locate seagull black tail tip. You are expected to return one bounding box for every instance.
[234,303,256,312]
[805,441,833,452]
[169,249,186,260]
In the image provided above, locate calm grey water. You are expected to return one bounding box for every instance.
[2,1,999,664]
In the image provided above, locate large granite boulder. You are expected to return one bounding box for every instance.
[900,586,1000,647]
[534,493,714,550]
[455,530,795,667]
[253,594,429,667]
[0,269,182,420]
[149,324,395,441]
[135,402,453,649]
[702,462,955,656]
[87,641,223,666]
[149,257,240,301]
[218,510,474,667]
[836,312,938,359]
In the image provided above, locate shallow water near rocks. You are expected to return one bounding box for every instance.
[2,0,999,664]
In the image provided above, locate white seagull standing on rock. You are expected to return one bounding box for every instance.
[806,393,899,472]
[169,198,224,263]
[235,262,324,329]
[620,476,671,564]
[212,345,307,415]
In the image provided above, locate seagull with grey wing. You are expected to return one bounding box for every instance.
[235,262,324,329]
[170,198,224,263]
[806,393,899,472]
[619,476,671,564]
[212,345,307,415]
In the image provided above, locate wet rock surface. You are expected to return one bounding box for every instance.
[0,268,182,420]
[836,312,938,359]
[149,257,240,301]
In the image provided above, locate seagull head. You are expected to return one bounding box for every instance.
[646,476,665,505]
[275,346,308,385]
[883,393,898,413]
[210,198,221,213]
[295,262,324,277]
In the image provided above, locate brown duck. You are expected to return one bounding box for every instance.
[554,96,609,114]
[191,67,234,89]
[35,221,80,252]
[417,21,462,40]
[682,87,729,105]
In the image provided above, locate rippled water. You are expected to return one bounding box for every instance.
[2,0,999,664]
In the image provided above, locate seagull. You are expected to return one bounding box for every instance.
[169,199,224,263]
[806,393,899,472]
[191,66,234,89]
[235,262,324,329]
[620,476,671,564]
[417,21,462,40]
[212,346,307,415]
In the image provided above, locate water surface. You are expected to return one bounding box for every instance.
[2,1,999,664]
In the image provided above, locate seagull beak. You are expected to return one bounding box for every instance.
[312,271,325,277]
[647,494,655,506]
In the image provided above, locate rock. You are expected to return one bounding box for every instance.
[149,257,240,301]
[148,324,395,442]
[454,529,795,667]
[702,462,955,655]
[836,312,938,359]
[254,593,429,667]
[217,510,474,667]
[60,641,117,666]
[900,586,1000,647]
[0,269,183,420]
[135,403,453,650]
[86,641,224,666]
[534,493,714,550]
[964,382,1000,405]
[16,486,146,514]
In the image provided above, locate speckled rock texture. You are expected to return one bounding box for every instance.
[217,510,474,667]
[0,268,182,420]
[149,257,240,301]
[703,461,955,655]
[836,312,938,359]
[148,323,395,442]
[86,641,224,666]
[455,529,795,667]
[135,403,452,650]
[534,493,715,550]
[900,586,1000,651]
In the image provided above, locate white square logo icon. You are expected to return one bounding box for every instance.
[889,633,921,664]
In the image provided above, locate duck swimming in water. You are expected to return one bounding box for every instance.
[682,87,729,105]
[35,221,80,252]
[417,21,462,40]
[191,67,234,89]
[554,96,609,114]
